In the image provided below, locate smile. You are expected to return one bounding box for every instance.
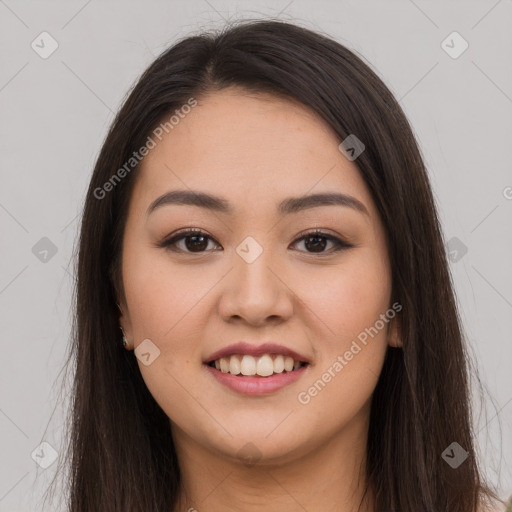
[208,353,307,377]
[203,342,311,395]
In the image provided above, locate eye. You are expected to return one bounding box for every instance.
[292,229,354,254]
[157,228,354,255]
[157,228,221,253]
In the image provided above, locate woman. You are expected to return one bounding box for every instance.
[45,18,507,512]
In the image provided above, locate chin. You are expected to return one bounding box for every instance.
[202,422,314,465]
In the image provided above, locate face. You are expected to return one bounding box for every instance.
[118,87,401,464]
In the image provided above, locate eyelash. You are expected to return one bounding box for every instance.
[157,228,354,256]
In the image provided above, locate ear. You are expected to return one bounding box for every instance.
[387,315,403,348]
[117,300,133,349]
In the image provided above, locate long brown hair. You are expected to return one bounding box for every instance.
[42,18,500,511]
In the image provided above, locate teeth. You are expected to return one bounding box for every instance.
[211,354,305,377]
[240,355,256,375]
[256,354,274,377]
[273,355,284,373]
[283,356,294,372]
[220,358,230,373]
[229,355,241,375]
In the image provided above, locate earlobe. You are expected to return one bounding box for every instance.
[117,302,133,349]
[387,317,403,348]
[120,326,129,348]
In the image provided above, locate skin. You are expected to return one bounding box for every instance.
[118,87,402,512]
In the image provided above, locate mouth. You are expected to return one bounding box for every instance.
[203,342,312,395]
[205,353,310,378]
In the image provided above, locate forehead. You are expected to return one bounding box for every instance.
[130,88,375,219]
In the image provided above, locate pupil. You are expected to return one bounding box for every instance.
[185,235,327,253]
[186,235,208,252]
[305,236,326,252]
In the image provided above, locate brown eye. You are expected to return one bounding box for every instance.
[157,228,353,255]
[300,234,329,253]
[291,230,353,254]
[158,229,219,253]
[181,234,209,252]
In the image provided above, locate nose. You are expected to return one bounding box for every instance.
[217,249,294,326]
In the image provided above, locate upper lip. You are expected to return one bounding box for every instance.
[204,342,310,364]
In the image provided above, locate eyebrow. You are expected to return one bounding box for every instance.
[146,190,369,217]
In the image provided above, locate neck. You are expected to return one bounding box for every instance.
[171,403,374,512]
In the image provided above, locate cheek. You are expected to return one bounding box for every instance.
[297,251,392,414]
[122,244,207,344]
[122,249,210,419]
[296,249,392,347]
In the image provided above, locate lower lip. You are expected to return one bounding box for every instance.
[204,364,309,395]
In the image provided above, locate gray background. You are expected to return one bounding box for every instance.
[0,1,511,510]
